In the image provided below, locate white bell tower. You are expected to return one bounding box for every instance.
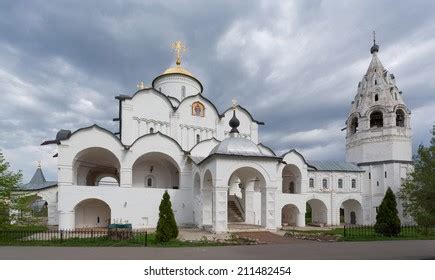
[345,34,413,223]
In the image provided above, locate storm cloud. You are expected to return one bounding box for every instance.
[1,0,434,181]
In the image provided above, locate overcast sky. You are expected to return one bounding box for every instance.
[1,0,434,182]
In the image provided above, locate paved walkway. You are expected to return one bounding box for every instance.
[0,240,433,260]
[235,231,307,244]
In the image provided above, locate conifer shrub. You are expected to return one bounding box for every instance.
[155,191,178,242]
[374,187,401,237]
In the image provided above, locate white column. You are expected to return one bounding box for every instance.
[202,189,213,226]
[263,187,277,230]
[120,168,132,188]
[213,186,228,233]
[58,210,75,230]
[296,212,306,227]
[244,183,255,224]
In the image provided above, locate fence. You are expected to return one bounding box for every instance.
[343,224,434,238]
[0,229,149,246]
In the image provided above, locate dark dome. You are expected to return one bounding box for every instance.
[370,44,379,54]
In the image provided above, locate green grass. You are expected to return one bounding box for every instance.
[0,232,237,247]
[286,226,435,241]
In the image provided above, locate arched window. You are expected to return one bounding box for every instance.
[396,109,405,127]
[338,179,343,189]
[146,177,153,187]
[196,134,200,144]
[322,179,328,189]
[375,79,377,85]
[374,94,379,101]
[181,86,186,99]
[351,179,356,188]
[370,111,383,128]
[150,127,154,134]
[309,178,314,188]
[350,117,358,134]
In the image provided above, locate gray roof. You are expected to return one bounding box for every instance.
[20,167,57,191]
[210,135,270,157]
[307,160,364,172]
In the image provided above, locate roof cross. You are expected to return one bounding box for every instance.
[172,40,186,66]
[137,81,145,90]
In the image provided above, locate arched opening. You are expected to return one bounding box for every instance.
[370,111,383,128]
[374,94,378,101]
[201,170,213,226]
[396,109,405,127]
[97,176,119,187]
[350,117,358,134]
[281,204,299,227]
[282,164,302,194]
[150,127,154,134]
[73,147,120,186]
[132,152,179,189]
[340,199,363,225]
[74,198,111,228]
[227,167,266,227]
[306,199,328,226]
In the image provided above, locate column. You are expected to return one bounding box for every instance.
[296,212,306,227]
[263,187,277,230]
[244,183,255,224]
[213,186,228,233]
[120,168,132,188]
[58,210,75,230]
[202,189,213,226]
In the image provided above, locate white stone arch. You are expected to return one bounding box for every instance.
[281,164,302,194]
[201,169,213,226]
[306,198,329,225]
[336,195,363,225]
[281,204,301,226]
[131,151,181,189]
[72,147,121,186]
[74,198,111,228]
[280,150,309,193]
[221,161,272,187]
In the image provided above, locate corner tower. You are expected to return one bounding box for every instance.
[345,36,413,223]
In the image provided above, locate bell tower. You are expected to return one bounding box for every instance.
[345,34,413,223]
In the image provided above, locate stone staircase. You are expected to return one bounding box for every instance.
[227,200,244,223]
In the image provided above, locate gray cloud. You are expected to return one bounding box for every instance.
[1,0,434,181]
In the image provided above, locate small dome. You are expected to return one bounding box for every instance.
[370,43,379,54]
[161,65,194,77]
[210,136,266,157]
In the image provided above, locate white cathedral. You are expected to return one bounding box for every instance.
[34,39,412,233]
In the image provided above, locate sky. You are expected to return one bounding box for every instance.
[0,0,434,182]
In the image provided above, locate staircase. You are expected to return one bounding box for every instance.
[228,200,244,222]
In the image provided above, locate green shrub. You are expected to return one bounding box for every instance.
[374,187,401,237]
[155,191,178,242]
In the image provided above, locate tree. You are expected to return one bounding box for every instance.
[0,151,22,229]
[155,191,178,242]
[399,128,435,227]
[374,187,401,237]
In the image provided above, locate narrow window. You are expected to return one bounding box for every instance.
[385,171,387,178]
[147,177,153,187]
[350,117,358,134]
[375,207,379,214]
[309,178,314,188]
[338,179,343,189]
[375,79,377,85]
[396,109,405,127]
[376,181,379,186]
[150,127,154,134]
[370,111,383,128]
[196,134,200,144]
[181,86,186,98]
[351,179,356,188]
[322,179,328,189]
[375,94,379,101]
[97,217,100,223]
[158,87,162,92]
[369,172,371,179]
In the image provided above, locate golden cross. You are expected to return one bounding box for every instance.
[172,40,186,65]
[137,81,145,90]
[232,98,238,110]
